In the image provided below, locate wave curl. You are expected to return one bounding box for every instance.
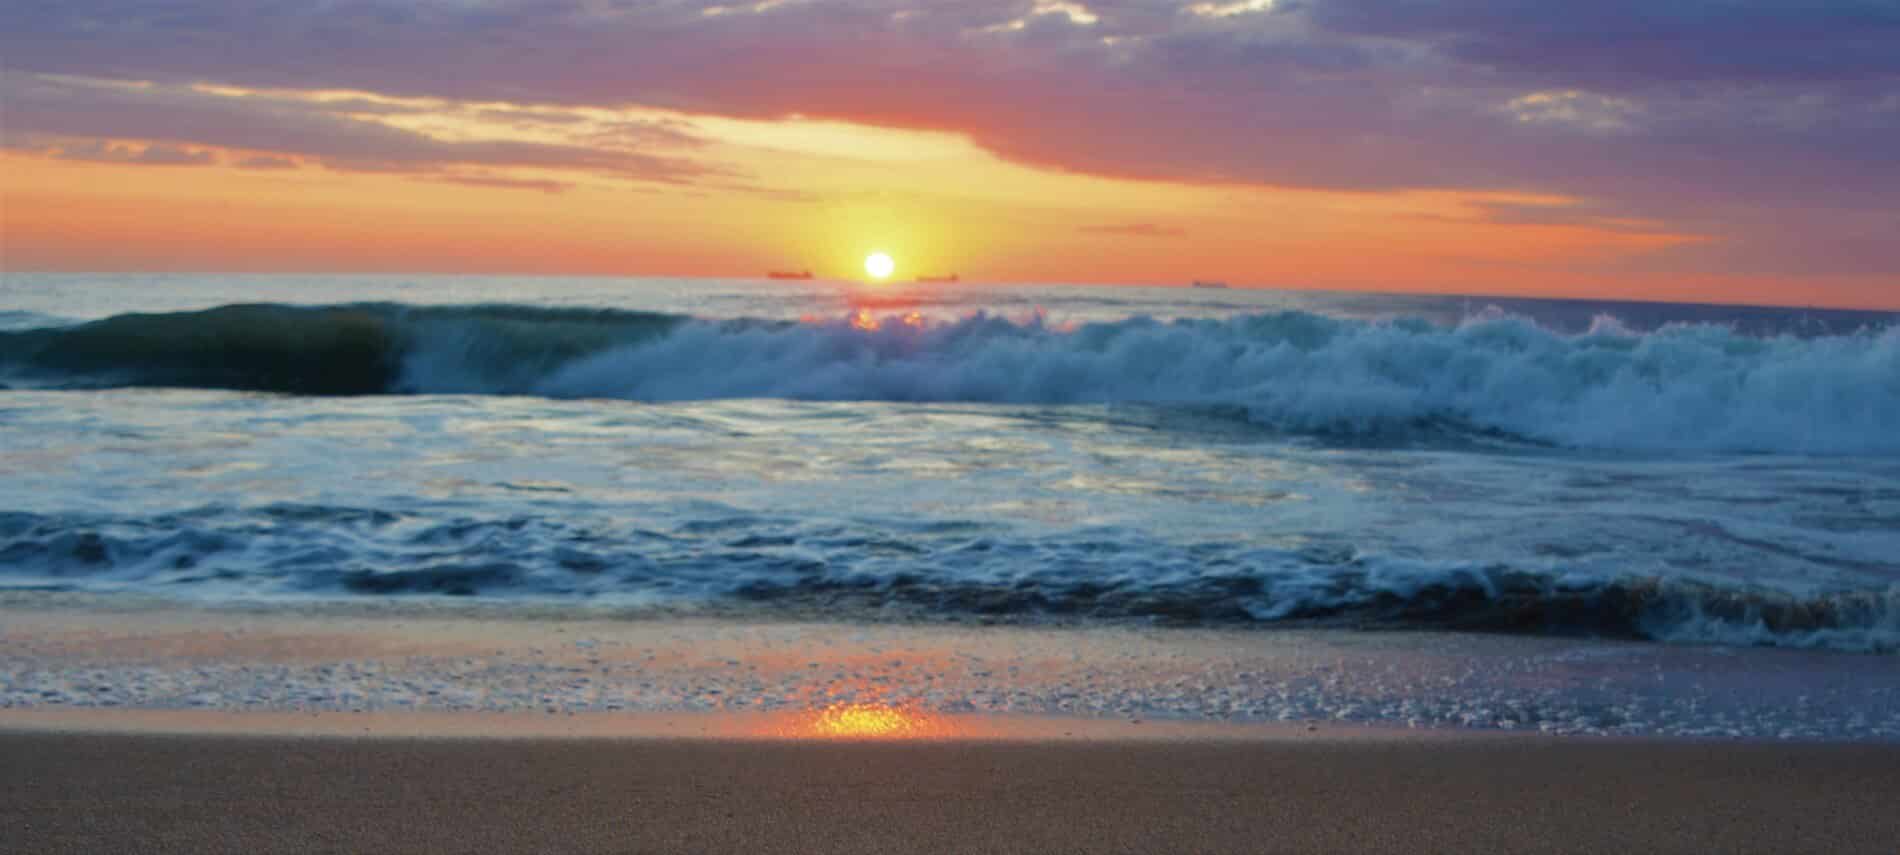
[4,303,1897,454]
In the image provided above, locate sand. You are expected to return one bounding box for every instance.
[7,600,1900,852]
[9,598,1900,741]
[5,729,1899,854]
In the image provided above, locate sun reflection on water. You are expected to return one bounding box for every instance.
[841,308,929,332]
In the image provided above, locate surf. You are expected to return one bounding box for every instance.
[3,302,1896,454]
[3,506,1895,653]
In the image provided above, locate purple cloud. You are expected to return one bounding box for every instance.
[234,155,300,170]
[0,74,719,184]
[1309,0,1900,88]
[50,140,218,166]
[2,1,1897,279]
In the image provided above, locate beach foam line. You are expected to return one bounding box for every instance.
[5,600,1899,741]
[5,510,1895,652]
[0,706,1366,742]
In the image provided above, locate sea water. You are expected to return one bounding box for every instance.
[3,273,1898,649]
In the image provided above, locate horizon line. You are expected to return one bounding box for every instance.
[6,269,1899,313]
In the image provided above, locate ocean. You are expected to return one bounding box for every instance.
[3,273,1898,652]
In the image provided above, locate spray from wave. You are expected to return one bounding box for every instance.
[3,302,1896,454]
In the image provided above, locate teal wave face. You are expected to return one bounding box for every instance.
[1,304,399,394]
[0,303,691,395]
[5,301,1898,454]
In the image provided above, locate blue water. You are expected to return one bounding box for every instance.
[2,274,1897,651]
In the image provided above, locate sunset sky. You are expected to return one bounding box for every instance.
[3,1,1898,308]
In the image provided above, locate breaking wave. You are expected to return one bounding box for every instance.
[3,302,1897,453]
[1,507,1894,653]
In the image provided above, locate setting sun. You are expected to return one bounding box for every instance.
[864,252,895,280]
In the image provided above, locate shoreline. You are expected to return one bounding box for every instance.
[6,598,1900,742]
[5,565,1897,657]
[0,705,1363,743]
[4,571,1897,852]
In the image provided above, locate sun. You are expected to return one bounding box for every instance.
[864,252,895,280]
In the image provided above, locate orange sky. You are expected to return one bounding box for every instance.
[2,82,1894,309]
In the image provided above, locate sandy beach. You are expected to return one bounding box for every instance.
[6,601,1900,853]
[5,728,1899,854]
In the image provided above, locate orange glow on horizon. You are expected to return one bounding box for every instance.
[3,76,1893,310]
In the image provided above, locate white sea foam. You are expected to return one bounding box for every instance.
[4,504,1896,653]
[10,301,1893,454]
[512,312,1900,454]
[5,287,1897,657]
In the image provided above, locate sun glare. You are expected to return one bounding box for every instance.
[804,702,940,739]
[864,252,895,280]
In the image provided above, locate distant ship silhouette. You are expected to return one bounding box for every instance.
[915,274,959,284]
[767,270,814,280]
[1191,280,1229,289]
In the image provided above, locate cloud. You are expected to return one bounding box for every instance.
[132,144,217,165]
[1456,199,1665,233]
[3,1,1898,275]
[13,138,217,166]
[1184,1,1276,19]
[434,174,571,194]
[1309,0,1900,89]
[1614,207,1900,279]
[234,155,299,170]
[1502,90,1641,133]
[1080,223,1186,238]
[0,74,722,185]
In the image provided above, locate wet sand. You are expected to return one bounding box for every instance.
[5,728,1899,854]
[8,598,1900,741]
[7,601,1900,852]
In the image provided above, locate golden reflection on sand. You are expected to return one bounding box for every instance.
[775,702,958,740]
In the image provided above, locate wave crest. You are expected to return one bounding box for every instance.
[531,309,1900,454]
[4,302,1897,453]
